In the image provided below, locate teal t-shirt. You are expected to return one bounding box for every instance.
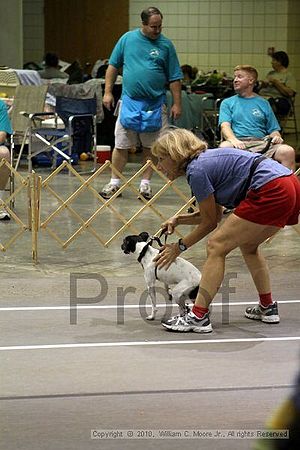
[109,29,182,99]
[0,100,13,135]
[219,94,280,138]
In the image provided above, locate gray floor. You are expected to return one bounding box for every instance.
[0,149,299,450]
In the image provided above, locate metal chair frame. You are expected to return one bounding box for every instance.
[279,95,299,148]
[26,95,97,172]
[200,97,222,147]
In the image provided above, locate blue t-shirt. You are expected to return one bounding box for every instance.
[0,100,13,135]
[109,29,182,99]
[186,148,292,209]
[218,95,280,138]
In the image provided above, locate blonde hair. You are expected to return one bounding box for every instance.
[151,128,207,163]
[234,65,258,82]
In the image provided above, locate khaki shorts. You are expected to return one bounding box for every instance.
[238,137,281,159]
[114,102,168,149]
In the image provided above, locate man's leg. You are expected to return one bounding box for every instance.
[273,144,296,171]
[99,147,129,199]
[99,111,134,198]
[219,140,232,148]
[141,146,154,180]
[111,147,129,178]
[0,145,11,220]
[137,146,157,200]
[221,138,296,171]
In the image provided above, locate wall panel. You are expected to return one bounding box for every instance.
[44,0,129,67]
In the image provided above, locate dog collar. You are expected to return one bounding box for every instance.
[137,242,152,265]
[137,236,164,280]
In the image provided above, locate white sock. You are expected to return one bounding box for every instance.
[140,179,150,186]
[110,178,121,186]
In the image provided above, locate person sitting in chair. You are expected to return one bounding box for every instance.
[219,65,295,171]
[39,52,69,81]
[258,51,297,117]
[0,99,13,220]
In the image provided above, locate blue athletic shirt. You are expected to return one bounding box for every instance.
[218,95,280,138]
[186,148,292,209]
[109,29,182,99]
[0,100,13,135]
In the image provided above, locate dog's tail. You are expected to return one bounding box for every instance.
[189,285,199,301]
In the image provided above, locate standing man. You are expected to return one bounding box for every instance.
[219,65,295,171]
[99,6,182,200]
[0,99,13,220]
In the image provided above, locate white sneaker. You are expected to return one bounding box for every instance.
[161,311,212,333]
[99,182,121,199]
[0,208,10,220]
[138,183,152,200]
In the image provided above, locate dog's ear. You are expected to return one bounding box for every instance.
[138,232,149,242]
[121,236,138,254]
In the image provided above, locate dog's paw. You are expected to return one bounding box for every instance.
[146,314,156,321]
[146,309,158,320]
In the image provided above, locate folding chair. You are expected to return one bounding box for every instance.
[27,95,97,172]
[200,96,222,147]
[10,85,48,171]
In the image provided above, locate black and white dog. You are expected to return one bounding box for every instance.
[121,232,201,320]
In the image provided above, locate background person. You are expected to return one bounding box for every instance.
[254,363,300,449]
[151,128,300,333]
[180,64,197,89]
[0,99,13,220]
[99,6,182,200]
[39,52,69,81]
[258,51,297,117]
[219,65,295,171]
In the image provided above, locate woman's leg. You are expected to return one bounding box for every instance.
[194,214,279,309]
[240,240,281,323]
[162,214,280,332]
[240,244,272,294]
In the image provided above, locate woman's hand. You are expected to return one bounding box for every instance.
[161,216,178,235]
[153,243,180,270]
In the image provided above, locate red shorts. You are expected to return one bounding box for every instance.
[235,174,300,227]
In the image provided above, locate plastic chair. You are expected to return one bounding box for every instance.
[0,69,20,97]
[27,95,97,171]
[10,85,48,171]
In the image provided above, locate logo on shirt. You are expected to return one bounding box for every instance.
[252,108,263,117]
[149,49,160,58]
